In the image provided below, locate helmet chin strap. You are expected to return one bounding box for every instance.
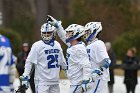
[90,36,97,41]
[65,33,79,43]
[42,37,55,46]
[86,31,97,42]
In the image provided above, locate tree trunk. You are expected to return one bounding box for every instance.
[0,0,3,27]
[34,0,49,41]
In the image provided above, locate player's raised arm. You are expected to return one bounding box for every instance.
[47,15,70,46]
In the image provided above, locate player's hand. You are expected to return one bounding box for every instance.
[81,80,92,92]
[81,80,89,92]
[81,77,93,92]
[81,76,94,84]
[91,68,103,80]
[19,76,29,89]
[47,15,59,28]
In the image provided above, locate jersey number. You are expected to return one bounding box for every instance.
[47,55,59,69]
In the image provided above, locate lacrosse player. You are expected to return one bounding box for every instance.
[83,22,111,93]
[48,15,93,93]
[0,34,16,93]
[19,23,67,93]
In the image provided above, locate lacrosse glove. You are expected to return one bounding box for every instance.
[19,75,29,90]
[47,15,61,28]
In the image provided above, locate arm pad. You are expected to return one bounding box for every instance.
[103,58,111,69]
[100,58,111,70]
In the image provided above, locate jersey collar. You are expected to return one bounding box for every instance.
[87,38,98,45]
[42,39,54,47]
[68,41,82,48]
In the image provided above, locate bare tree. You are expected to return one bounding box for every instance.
[0,0,3,27]
[34,0,49,40]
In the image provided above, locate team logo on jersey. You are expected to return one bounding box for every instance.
[44,49,60,54]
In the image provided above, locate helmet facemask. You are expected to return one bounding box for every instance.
[84,22,102,42]
[84,29,98,42]
[66,31,74,39]
[41,32,55,41]
[83,29,92,40]
[41,23,56,44]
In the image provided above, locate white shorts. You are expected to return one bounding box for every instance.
[35,84,60,93]
[69,85,83,93]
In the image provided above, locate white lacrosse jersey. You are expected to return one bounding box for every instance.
[87,39,110,81]
[66,42,91,85]
[23,40,66,85]
[57,25,92,85]
[0,35,13,92]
